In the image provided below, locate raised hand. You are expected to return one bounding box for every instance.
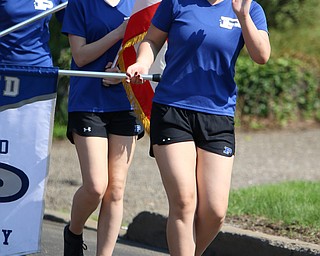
[232,0,252,18]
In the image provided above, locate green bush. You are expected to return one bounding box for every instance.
[235,56,320,128]
[257,0,319,30]
[49,16,70,125]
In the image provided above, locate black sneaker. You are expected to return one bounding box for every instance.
[64,224,87,256]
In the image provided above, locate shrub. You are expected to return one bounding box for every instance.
[49,16,70,125]
[235,56,320,128]
[257,0,319,30]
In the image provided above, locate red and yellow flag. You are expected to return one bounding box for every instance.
[118,0,165,134]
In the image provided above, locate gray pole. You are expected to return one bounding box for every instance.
[58,70,161,82]
[0,2,68,38]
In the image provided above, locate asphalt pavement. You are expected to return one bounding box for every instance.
[30,219,169,256]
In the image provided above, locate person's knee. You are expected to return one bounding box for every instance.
[106,182,126,202]
[170,194,197,219]
[205,205,227,226]
[83,183,106,201]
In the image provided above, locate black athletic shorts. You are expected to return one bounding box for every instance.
[150,102,235,157]
[67,111,144,144]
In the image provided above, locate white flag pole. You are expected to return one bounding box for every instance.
[111,49,121,68]
[58,69,161,82]
[0,2,68,38]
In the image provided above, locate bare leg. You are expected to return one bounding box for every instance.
[153,142,197,256]
[97,134,136,256]
[194,149,234,256]
[69,135,109,235]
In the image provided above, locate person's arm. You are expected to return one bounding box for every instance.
[126,24,167,84]
[232,0,271,64]
[69,20,128,67]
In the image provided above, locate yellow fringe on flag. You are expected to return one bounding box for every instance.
[121,32,147,51]
[118,32,151,134]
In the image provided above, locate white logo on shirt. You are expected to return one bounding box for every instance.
[220,16,241,30]
[34,0,54,11]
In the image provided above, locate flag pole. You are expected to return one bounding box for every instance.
[0,2,68,38]
[58,69,161,82]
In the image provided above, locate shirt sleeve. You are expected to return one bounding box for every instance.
[61,0,86,38]
[250,1,268,33]
[151,0,174,33]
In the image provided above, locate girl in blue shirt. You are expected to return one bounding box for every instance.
[62,0,142,255]
[0,0,67,66]
[127,0,271,255]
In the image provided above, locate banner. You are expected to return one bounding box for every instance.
[0,65,58,255]
[118,0,166,134]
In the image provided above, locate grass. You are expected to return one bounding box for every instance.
[53,123,67,139]
[228,181,320,228]
[227,181,320,243]
[270,23,320,69]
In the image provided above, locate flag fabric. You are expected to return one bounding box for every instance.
[0,65,58,255]
[118,0,166,134]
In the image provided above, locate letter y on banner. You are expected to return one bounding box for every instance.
[0,65,58,255]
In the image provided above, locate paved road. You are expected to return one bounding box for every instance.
[30,219,169,256]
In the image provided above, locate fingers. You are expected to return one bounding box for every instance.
[105,62,120,72]
[126,63,149,84]
[105,62,112,70]
[102,78,110,87]
[126,72,145,84]
[126,68,142,84]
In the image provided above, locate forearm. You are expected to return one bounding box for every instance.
[136,39,159,70]
[238,15,271,64]
[70,29,122,67]
[126,24,167,83]
[136,24,167,69]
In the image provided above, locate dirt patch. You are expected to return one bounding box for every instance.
[226,215,320,245]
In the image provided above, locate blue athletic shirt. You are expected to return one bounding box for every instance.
[152,0,268,117]
[0,0,67,67]
[61,0,135,113]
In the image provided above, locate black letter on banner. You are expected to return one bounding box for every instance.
[2,229,12,245]
[0,140,9,154]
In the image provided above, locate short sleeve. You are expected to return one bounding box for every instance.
[61,0,86,38]
[151,0,174,33]
[250,1,268,33]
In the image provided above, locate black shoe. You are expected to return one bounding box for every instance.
[64,224,87,256]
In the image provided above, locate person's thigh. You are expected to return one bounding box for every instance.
[153,141,197,209]
[107,134,137,188]
[196,148,234,215]
[73,134,108,190]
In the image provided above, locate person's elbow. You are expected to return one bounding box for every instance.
[253,32,271,65]
[251,46,271,65]
[72,55,88,68]
[253,52,270,65]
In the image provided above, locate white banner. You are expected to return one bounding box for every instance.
[0,65,57,255]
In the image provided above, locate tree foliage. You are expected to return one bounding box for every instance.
[257,0,319,30]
